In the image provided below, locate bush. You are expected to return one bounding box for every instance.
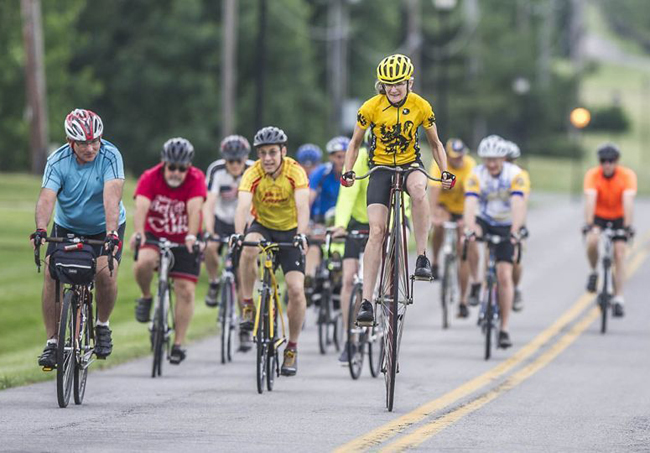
[588,105,630,132]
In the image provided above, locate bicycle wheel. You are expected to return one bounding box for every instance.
[318,288,332,354]
[368,308,385,379]
[267,303,278,392]
[256,285,270,394]
[74,293,93,405]
[484,286,494,361]
[57,290,75,408]
[220,278,231,364]
[151,282,167,378]
[441,254,453,329]
[333,311,344,352]
[600,262,610,334]
[347,283,365,380]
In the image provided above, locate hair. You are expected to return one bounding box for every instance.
[374,78,414,95]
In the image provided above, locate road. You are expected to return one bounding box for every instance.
[1,194,649,452]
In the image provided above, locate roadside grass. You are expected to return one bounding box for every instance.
[0,173,220,390]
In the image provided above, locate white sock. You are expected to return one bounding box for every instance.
[46,338,57,345]
[612,296,624,305]
[96,320,110,327]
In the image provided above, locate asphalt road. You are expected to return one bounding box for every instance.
[1,194,649,452]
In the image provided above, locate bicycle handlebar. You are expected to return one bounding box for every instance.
[354,165,442,182]
[34,236,114,276]
[461,233,522,263]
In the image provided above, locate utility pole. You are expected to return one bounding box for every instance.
[405,0,422,91]
[21,0,48,174]
[221,0,238,137]
[537,0,554,90]
[328,0,348,135]
[254,0,268,131]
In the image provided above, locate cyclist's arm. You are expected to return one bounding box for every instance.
[309,189,318,207]
[463,196,479,235]
[103,179,124,232]
[510,195,525,235]
[344,125,365,177]
[295,187,310,235]
[235,191,253,235]
[423,124,447,173]
[584,189,597,226]
[187,196,203,237]
[35,188,57,230]
[623,191,635,227]
[133,195,151,236]
[203,192,217,235]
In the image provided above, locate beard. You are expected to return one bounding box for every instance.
[166,176,183,188]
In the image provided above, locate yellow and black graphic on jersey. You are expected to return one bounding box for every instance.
[378,120,416,156]
[357,112,368,128]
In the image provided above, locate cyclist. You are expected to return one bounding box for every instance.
[583,143,636,317]
[131,138,207,364]
[296,143,323,178]
[463,135,528,348]
[203,135,254,309]
[504,140,531,312]
[304,136,349,292]
[30,109,126,369]
[428,138,477,318]
[340,54,454,326]
[234,126,310,376]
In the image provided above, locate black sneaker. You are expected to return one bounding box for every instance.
[135,297,153,323]
[205,282,220,307]
[586,272,598,293]
[512,289,524,312]
[498,331,512,349]
[38,342,57,370]
[431,264,439,281]
[414,255,432,279]
[468,283,481,306]
[238,330,252,352]
[356,300,374,327]
[281,348,298,376]
[169,344,187,364]
[95,325,113,359]
[457,303,469,318]
[612,301,625,318]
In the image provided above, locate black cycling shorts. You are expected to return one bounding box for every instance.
[476,217,515,264]
[343,218,369,260]
[142,232,201,283]
[245,221,305,274]
[214,216,236,253]
[46,222,126,263]
[366,160,424,208]
[594,216,627,242]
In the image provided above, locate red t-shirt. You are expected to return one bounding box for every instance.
[134,163,207,243]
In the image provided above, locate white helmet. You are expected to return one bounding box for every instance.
[64,109,103,141]
[477,135,508,158]
[505,141,521,159]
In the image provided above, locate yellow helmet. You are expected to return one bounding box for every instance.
[376,54,414,84]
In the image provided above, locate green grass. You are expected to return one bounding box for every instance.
[0,173,220,389]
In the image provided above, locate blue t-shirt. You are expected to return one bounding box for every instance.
[42,140,127,235]
[309,163,341,221]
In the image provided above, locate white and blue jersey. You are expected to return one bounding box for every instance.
[42,139,126,235]
[309,163,340,221]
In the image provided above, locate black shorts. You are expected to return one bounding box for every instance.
[594,216,627,242]
[46,222,126,263]
[214,217,235,253]
[343,218,369,259]
[142,232,201,282]
[437,206,463,223]
[246,221,305,274]
[476,217,515,264]
[366,160,424,208]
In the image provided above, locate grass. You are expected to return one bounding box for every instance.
[0,173,220,389]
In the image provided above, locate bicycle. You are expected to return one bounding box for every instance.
[134,235,198,378]
[340,230,384,380]
[463,232,521,360]
[355,165,444,411]
[439,221,459,329]
[206,236,240,363]
[308,231,344,355]
[238,239,299,394]
[34,235,114,408]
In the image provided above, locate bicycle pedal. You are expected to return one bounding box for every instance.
[41,366,54,372]
[354,321,375,328]
[411,275,434,282]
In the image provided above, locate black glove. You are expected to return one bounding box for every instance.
[293,233,307,250]
[229,233,244,249]
[30,228,47,245]
[104,232,122,253]
[625,225,635,239]
[340,171,355,187]
[581,224,593,235]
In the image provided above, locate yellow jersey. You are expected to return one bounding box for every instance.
[428,155,476,215]
[356,92,436,166]
[239,157,309,231]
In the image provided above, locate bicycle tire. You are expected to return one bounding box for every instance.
[600,261,610,334]
[267,304,278,392]
[333,312,343,352]
[227,281,236,362]
[220,279,231,364]
[347,283,365,380]
[256,285,270,394]
[318,288,332,354]
[73,293,92,405]
[484,286,493,361]
[151,282,167,378]
[368,309,384,379]
[441,254,453,329]
[57,290,75,408]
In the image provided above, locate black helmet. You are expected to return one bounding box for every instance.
[220,135,251,160]
[253,126,287,147]
[597,143,620,161]
[162,137,194,164]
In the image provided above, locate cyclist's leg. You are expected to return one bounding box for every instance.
[95,257,119,323]
[285,271,307,344]
[455,218,471,305]
[362,205,389,301]
[41,255,61,340]
[405,169,430,256]
[173,278,197,346]
[613,240,626,298]
[204,240,221,282]
[134,234,161,299]
[431,205,451,267]
[495,234,515,332]
[240,231,265,300]
[340,258,359,339]
[586,227,600,271]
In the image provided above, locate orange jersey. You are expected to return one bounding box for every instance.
[583,166,637,219]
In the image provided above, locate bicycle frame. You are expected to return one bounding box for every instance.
[251,243,287,350]
[597,227,627,334]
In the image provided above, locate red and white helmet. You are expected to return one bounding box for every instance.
[64,109,104,141]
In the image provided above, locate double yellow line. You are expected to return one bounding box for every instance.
[335,236,649,452]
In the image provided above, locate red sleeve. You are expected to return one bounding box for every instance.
[188,169,207,200]
[134,168,156,201]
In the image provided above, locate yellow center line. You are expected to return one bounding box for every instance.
[334,237,649,452]
[382,307,601,452]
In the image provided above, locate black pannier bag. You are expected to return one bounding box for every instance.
[49,243,97,285]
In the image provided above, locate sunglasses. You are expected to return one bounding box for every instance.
[226,159,243,164]
[600,158,616,164]
[167,164,188,172]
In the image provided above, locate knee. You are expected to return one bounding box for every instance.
[369,223,386,240]
[241,247,258,264]
[175,280,196,299]
[410,185,427,203]
[287,280,305,301]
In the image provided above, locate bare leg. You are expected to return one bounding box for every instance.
[586,229,600,271]
[41,256,62,340]
[285,271,306,344]
[95,256,119,323]
[613,241,626,297]
[362,205,388,301]
[305,245,321,278]
[497,262,514,331]
[340,259,358,341]
[134,247,159,299]
[204,241,220,282]
[173,278,196,345]
[430,205,450,266]
[406,171,430,256]
[240,232,265,300]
